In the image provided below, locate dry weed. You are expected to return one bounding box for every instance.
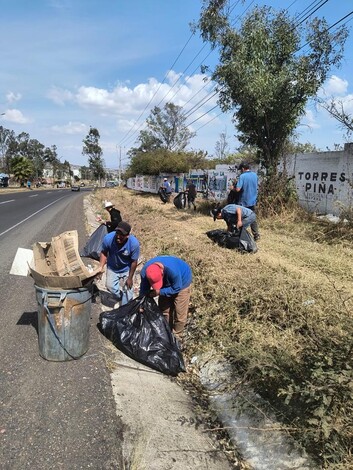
[89,187,353,468]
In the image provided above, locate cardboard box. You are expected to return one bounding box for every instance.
[30,230,101,289]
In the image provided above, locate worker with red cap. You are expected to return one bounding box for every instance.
[139,256,192,337]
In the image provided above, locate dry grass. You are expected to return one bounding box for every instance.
[90,187,353,468]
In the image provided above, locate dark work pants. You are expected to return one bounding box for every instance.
[247,205,259,238]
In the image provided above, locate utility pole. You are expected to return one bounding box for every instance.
[118,146,122,186]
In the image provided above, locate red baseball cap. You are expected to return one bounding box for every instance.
[146,263,163,290]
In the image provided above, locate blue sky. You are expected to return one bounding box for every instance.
[0,0,352,169]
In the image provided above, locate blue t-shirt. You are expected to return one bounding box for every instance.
[221,204,253,219]
[101,232,140,273]
[163,181,172,194]
[139,255,192,297]
[236,171,258,207]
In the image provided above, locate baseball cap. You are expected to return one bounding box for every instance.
[145,263,163,290]
[115,221,131,235]
[211,207,222,221]
[104,201,114,208]
[163,177,168,181]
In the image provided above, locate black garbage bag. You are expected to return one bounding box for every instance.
[80,224,108,260]
[206,228,257,253]
[238,228,257,253]
[158,188,168,203]
[99,296,186,376]
[173,192,186,209]
[206,229,229,247]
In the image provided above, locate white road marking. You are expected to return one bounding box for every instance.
[0,199,15,205]
[29,194,38,198]
[0,196,67,238]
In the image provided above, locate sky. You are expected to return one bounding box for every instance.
[0,0,352,170]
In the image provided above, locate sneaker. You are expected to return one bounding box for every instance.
[254,234,260,241]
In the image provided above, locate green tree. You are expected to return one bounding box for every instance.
[44,145,61,180]
[82,127,105,181]
[10,156,34,186]
[133,102,196,153]
[4,132,20,172]
[80,165,92,181]
[0,126,15,173]
[198,2,348,176]
[27,139,45,178]
[283,140,319,155]
[126,149,211,178]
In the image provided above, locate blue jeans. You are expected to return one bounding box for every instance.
[106,268,133,305]
[223,211,256,230]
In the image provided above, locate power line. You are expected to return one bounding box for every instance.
[120,0,353,153]
[298,10,353,52]
[118,31,195,147]
[293,0,329,28]
[185,104,219,127]
[193,110,225,132]
[184,3,352,128]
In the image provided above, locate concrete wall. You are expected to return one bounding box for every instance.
[286,143,353,216]
[126,144,353,216]
[126,166,239,199]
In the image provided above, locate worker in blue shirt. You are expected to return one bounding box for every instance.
[213,203,257,233]
[235,162,260,240]
[140,255,192,336]
[99,221,140,305]
[160,177,172,202]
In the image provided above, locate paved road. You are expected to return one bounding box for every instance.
[0,190,123,469]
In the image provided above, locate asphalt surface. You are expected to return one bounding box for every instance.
[0,189,123,469]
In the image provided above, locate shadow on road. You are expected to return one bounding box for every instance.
[17,310,38,333]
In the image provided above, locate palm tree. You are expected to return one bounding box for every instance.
[11,155,34,186]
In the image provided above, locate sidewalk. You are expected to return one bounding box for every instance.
[85,196,234,469]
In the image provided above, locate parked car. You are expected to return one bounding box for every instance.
[0,173,9,187]
[71,184,80,191]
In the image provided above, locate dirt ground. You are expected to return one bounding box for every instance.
[86,187,353,469]
[84,194,237,470]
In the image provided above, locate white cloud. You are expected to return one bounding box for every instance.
[6,92,22,103]
[47,71,216,122]
[51,121,88,135]
[337,94,353,114]
[3,109,29,124]
[47,87,74,105]
[301,109,320,130]
[321,75,349,96]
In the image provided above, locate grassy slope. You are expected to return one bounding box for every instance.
[92,188,353,469]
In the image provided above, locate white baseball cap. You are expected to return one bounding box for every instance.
[104,201,114,208]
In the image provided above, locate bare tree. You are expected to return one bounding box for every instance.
[318,97,353,139]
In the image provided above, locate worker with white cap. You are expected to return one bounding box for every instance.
[103,201,122,232]
[160,177,172,202]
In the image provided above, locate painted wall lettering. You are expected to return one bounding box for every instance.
[297,171,344,182]
[304,183,335,194]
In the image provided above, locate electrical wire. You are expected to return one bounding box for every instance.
[120,0,352,153]
[118,31,195,146]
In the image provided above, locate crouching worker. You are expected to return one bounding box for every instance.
[99,221,140,305]
[213,204,256,233]
[139,256,192,338]
[104,201,122,232]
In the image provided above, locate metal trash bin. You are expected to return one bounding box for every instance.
[35,285,92,361]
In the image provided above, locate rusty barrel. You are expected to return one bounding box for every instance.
[35,286,92,361]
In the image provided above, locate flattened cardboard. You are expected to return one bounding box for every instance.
[31,230,100,289]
